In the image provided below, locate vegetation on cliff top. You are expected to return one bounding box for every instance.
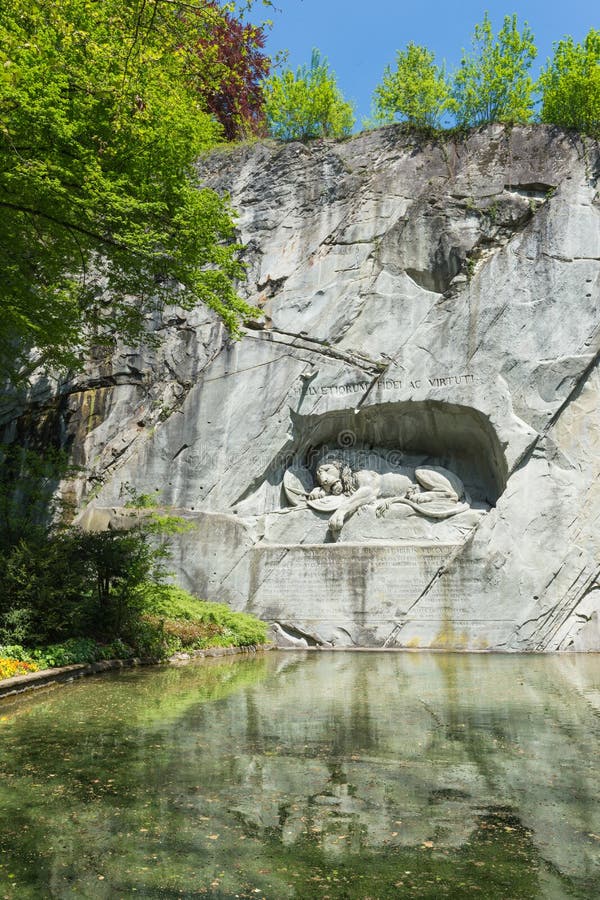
[369,18,598,135]
[264,48,355,139]
[539,29,600,136]
[268,17,598,139]
[0,5,596,384]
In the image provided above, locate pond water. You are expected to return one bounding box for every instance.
[1,652,600,898]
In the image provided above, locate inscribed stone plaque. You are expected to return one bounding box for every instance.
[248,543,457,622]
[248,542,513,647]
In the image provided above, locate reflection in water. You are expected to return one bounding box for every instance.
[0,652,599,897]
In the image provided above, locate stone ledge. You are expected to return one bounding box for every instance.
[167,644,272,665]
[0,644,272,700]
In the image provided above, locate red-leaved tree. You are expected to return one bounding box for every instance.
[185,2,270,139]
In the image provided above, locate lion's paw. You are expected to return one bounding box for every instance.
[329,511,344,533]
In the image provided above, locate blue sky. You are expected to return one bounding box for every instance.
[257,0,597,125]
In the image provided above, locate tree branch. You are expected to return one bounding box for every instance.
[0,199,148,256]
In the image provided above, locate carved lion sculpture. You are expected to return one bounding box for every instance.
[285,458,470,537]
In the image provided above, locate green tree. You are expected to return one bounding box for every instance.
[452,13,536,126]
[372,43,452,129]
[0,526,169,645]
[0,0,261,384]
[539,29,600,137]
[264,49,354,140]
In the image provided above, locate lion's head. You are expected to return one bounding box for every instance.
[315,460,357,496]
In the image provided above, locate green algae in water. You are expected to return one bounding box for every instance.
[0,652,599,898]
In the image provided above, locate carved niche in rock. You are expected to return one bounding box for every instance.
[283,447,482,539]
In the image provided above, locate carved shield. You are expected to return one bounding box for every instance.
[307,494,345,512]
[283,465,314,506]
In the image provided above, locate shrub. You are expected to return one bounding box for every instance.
[102,638,135,660]
[144,615,212,649]
[452,13,536,126]
[0,644,36,663]
[138,583,211,620]
[264,49,354,140]
[0,532,92,645]
[0,635,158,669]
[139,583,268,648]
[539,29,600,136]
[203,606,268,648]
[0,609,35,646]
[125,617,179,659]
[31,638,102,668]
[372,43,453,129]
[0,524,171,646]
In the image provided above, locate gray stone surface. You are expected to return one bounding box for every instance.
[5,124,600,650]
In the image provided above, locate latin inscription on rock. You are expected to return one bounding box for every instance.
[249,543,508,631]
[249,543,456,618]
[292,373,476,397]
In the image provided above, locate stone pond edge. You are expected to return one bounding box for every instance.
[0,644,273,701]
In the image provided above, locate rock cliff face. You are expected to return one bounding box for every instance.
[6,124,600,650]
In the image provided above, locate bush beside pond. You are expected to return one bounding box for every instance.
[0,585,268,676]
[141,584,269,650]
[0,464,268,676]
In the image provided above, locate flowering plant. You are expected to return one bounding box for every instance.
[0,657,39,680]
